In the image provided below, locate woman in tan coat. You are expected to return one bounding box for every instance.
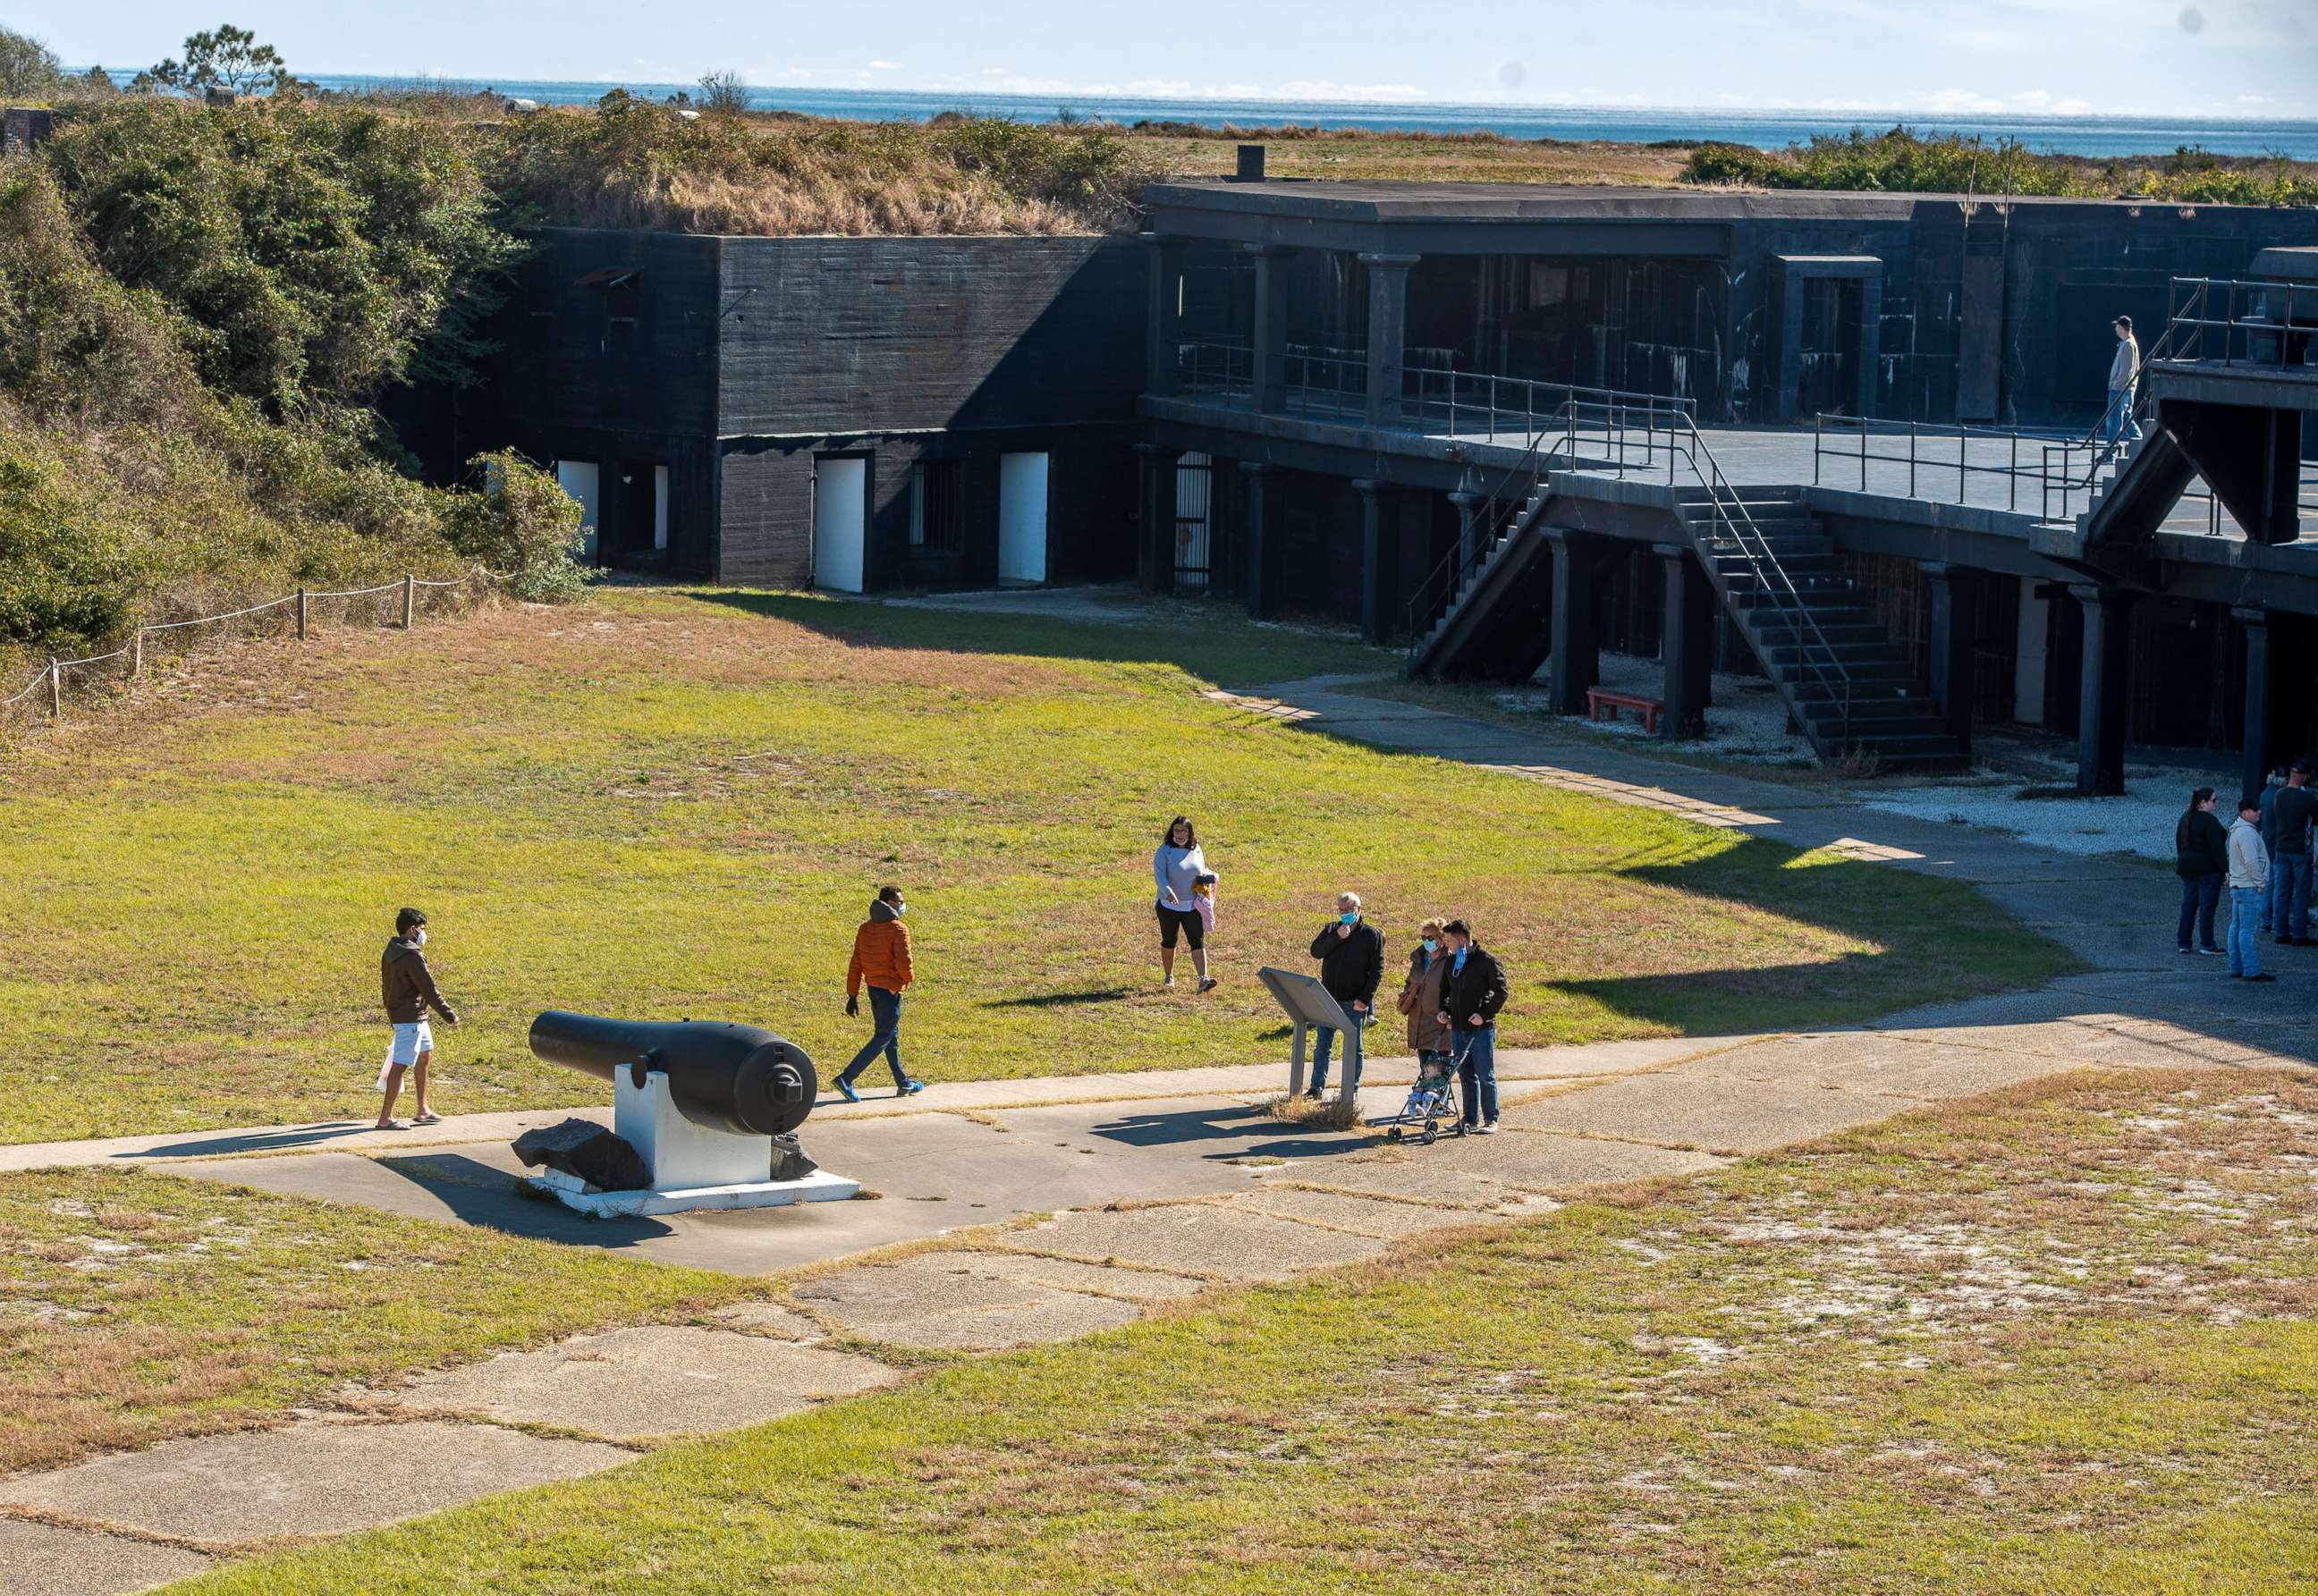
[1396,916,1451,1077]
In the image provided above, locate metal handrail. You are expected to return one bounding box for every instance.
[2161,275,2318,370]
[1668,412,1855,748]
[1401,418,1562,662]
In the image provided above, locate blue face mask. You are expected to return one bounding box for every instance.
[1421,938,1437,953]
[1339,911,1358,925]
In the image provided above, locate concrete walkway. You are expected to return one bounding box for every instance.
[9,671,2313,1595]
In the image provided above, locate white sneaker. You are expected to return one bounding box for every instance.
[1476,1120,1499,1136]
[1163,975,1175,988]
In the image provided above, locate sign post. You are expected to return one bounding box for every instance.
[1255,966,1360,1103]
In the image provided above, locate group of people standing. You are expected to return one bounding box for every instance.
[1153,821,1512,1135]
[2177,760,2318,982]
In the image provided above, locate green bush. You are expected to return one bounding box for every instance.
[42,94,517,412]
[441,450,585,592]
[1682,126,2312,206]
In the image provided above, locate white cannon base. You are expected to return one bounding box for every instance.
[527,1166,860,1217]
[526,1067,859,1216]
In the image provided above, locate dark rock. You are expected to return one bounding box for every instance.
[512,1119,651,1192]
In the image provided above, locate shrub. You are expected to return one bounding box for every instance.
[0,25,60,98]
[41,95,517,412]
[698,71,749,118]
[441,450,585,594]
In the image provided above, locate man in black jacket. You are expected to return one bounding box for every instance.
[1433,918,1509,1133]
[1306,891,1383,1100]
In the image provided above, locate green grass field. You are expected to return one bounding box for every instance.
[0,1166,770,1474]
[176,1067,2318,1594]
[3,587,2075,1144]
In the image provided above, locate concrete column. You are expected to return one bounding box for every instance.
[1352,478,1398,644]
[1545,528,1601,715]
[2236,605,2272,802]
[1144,234,1186,396]
[1655,543,1714,739]
[1449,491,1482,570]
[1248,244,1292,413]
[1359,252,1420,426]
[1923,562,1976,764]
[2071,584,2136,797]
[1239,461,1278,621]
[1134,443,1178,595]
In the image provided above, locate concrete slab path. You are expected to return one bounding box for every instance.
[9,655,2314,1593]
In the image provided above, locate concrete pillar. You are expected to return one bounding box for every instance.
[1449,491,1482,571]
[1923,562,1976,764]
[2236,605,2272,803]
[1239,461,1278,621]
[1352,478,1398,645]
[1655,543,1715,739]
[2071,584,2136,797]
[1359,253,1419,426]
[1545,528,1601,715]
[1144,234,1185,396]
[1134,443,1178,595]
[1248,244,1292,413]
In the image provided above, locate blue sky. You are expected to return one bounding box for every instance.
[27,1,2318,117]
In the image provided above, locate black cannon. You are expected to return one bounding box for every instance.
[527,1011,818,1138]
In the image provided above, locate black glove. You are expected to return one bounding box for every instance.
[845,994,859,1018]
[441,1009,460,1026]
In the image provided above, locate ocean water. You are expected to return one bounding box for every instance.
[274,76,2318,161]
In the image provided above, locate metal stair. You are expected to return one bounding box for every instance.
[1404,481,1558,681]
[1675,484,1964,773]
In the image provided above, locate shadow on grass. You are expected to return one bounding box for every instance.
[687,588,1383,690]
[1529,835,2081,1035]
[986,987,1135,1009]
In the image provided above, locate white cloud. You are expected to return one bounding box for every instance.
[867,60,902,72]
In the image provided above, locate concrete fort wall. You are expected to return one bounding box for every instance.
[711,233,1146,588]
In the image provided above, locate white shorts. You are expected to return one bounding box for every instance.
[386,1021,435,1068]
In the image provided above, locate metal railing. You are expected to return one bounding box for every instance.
[1809,414,2095,517]
[2162,275,2318,371]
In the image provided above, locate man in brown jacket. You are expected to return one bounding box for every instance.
[838,886,924,1103]
[378,907,458,1129]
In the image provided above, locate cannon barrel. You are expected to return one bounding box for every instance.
[527,1011,818,1138]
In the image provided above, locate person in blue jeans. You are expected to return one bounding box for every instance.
[2173,787,2228,956]
[2269,761,2317,946]
[1305,891,1383,1100]
[2228,797,2277,983]
[838,887,926,1102]
[1433,918,1510,1132]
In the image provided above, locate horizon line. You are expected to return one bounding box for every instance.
[68,66,2315,125]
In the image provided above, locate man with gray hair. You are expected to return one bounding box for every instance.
[1305,891,1383,1100]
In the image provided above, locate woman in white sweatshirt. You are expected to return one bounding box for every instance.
[1153,815,1218,992]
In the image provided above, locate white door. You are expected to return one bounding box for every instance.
[554,460,599,562]
[652,465,669,552]
[813,457,867,593]
[998,452,1049,585]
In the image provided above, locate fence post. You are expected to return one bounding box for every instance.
[296,587,308,640]
[47,656,61,721]
[402,573,415,629]
[131,628,143,680]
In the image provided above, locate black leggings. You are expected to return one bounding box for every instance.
[1155,903,1206,950]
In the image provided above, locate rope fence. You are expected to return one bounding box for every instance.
[3,568,497,734]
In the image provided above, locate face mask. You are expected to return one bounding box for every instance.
[1339,911,1358,925]
[1421,938,1437,953]
[414,928,427,947]
[893,903,906,917]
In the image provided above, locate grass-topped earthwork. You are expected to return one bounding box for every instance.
[182,1067,2318,1593]
[2,587,2075,1144]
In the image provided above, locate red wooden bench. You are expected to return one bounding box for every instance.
[1586,688,1662,733]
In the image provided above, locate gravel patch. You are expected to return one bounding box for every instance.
[1862,752,2242,862]
[1494,650,1817,767]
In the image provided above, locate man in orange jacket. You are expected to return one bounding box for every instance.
[838,885,926,1102]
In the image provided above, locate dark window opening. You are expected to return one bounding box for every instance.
[911,460,965,553]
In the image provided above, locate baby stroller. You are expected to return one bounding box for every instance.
[1384,1057,1464,1146]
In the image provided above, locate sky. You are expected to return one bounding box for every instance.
[25,0,2318,118]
